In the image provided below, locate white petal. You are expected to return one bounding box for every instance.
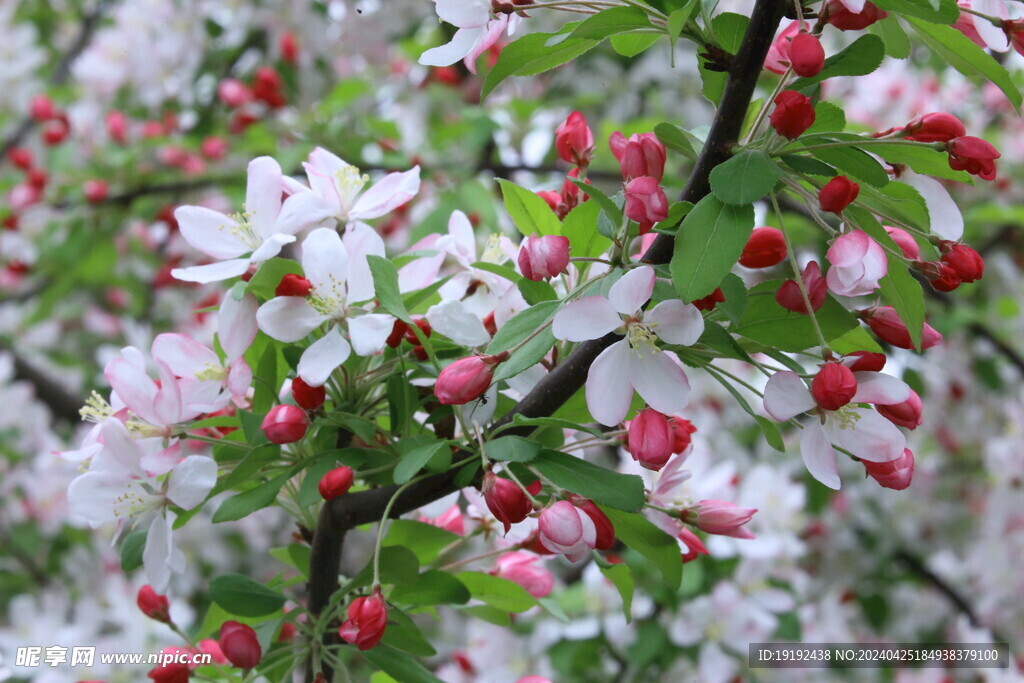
[218,294,259,361]
[851,372,910,405]
[298,328,351,387]
[246,156,284,239]
[250,233,296,263]
[167,456,218,510]
[646,300,705,346]
[444,210,477,265]
[426,300,491,347]
[435,0,491,28]
[800,420,840,490]
[826,408,906,463]
[174,206,247,259]
[343,222,386,303]
[419,28,481,67]
[302,228,349,302]
[227,359,253,400]
[763,371,815,422]
[903,175,964,241]
[276,190,337,235]
[462,384,498,426]
[349,313,396,356]
[256,297,327,343]
[151,333,219,379]
[836,0,865,11]
[630,350,690,416]
[350,167,420,221]
[67,471,128,526]
[143,513,176,594]
[171,258,251,284]
[552,296,621,342]
[608,266,656,314]
[973,0,1010,51]
[586,340,634,426]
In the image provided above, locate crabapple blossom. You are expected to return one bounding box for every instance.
[902,112,966,142]
[435,354,506,405]
[419,0,522,74]
[682,500,757,538]
[492,552,554,598]
[940,242,985,282]
[811,362,859,411]
[137,585,171,623]
[482,472,536,534]
[624,176,669,233]
[339,591,388,650]
[825,230,888,297]
[862,306,943,350]
[770,90,815,139]
[518,234,570,281]
[876,389,924,429]
[318,466,354,501]
[946,136,1000,180]
[220,621,261,669]
[863,448,915,490]
[884,226,919,259]
[553,266,704,425]
[818,175,860,214]
[776,261,827,314]
[260,405,308,444]
[609,131,667,181]
[823,0,888,30]
[788,32,824,77]
[739,227,786,268]
[627,408,675,470]
[538,500,597,562]
[554,111,594,167]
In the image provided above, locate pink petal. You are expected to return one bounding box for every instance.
[827,230,871,268]
[608,266,656,314]
[351,167,420,221]
[152,334,220,379]
[105,358,160,425]
[763,371,815,421]
[246,157,284,239]
[646,300,704,346]
[552,296,621,342]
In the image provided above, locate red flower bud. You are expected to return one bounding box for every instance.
[280,31,299,64]
[876,389,923,430]
[483,472,534,534]
[106,110,129,144]
[339,591,388,651]
[83,180,109,204]
[903,112,965,143]
[518,234,570,281]
[275,273,312,297]
[863,448,914,490]
[386,320,408,348]
[404,318,432,344]
[435,354,505,405]
[692,287,725,311]
[811,362,858,411]
[789,32,825,77]
[627,408,674,471]
[739,227,787,268]
[569,495,615,550]
[770,90,816,139]
[554,111,595,167]
[252,66,286,108]
[220,621,262,669]
[41,118,70,146]
[940,243,984,283]
[137,585,171,623]
[845,350,886,373]
[818,175,859,214]
[201,136,229,160]
[319,466,355,501]
[609,131,667,182]
[678,527,709,563]
[624,176,669,234]
[823,0,888,31]
[946,136,1000,181]
[537,190,562,214]
[863,306,943,350]
[668,416,697,454]
[27,168,47,190]
[926,262,961,292]
[291,376,326,410]
[776,261,827,314]
[260,405,308,444]
[147,647,192,682]
[29,94,56,121]
[8,147,33,170]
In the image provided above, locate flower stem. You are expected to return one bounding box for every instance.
[772,193,830,353]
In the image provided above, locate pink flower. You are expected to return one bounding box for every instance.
[552,266,704,426]
[609,131,667,181]
[555,111,595,167]
[624,177,669,234]
[682,500,757,538]
[677,527,709,563]
[518,234,570,281]
[825,230,887,297]
[764,21,804,74]
[789,32,825,77]
[419,0,522,74]
[260,405,308,444]
[863,448,914,490]
[876,389,923,430]
[482,472,535,534]
[862,306,943,350]
[884,226,919,259]
[538,500,597,562]
[811,362,858,411]
[220,621,261,669]
[435,355,505,405]
[763,369,911,489]
[627,408,675,470]
[492,551,554,598]
[339,591,388,650]
[739,227,787,268]
[775,261,827,314]
[424,503,465,535]
[318,466,354,501]
[137,585,171,623]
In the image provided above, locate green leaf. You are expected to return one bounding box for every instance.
[599,507,682,589]
[779,155,837,177]
[120,530,146,572]
[715,273,748,325]
[908,18,1022,111]
[870,15,911,59]
[210,573,286,617]
[455,572,537,612]
[667,1,698,42]
[483,30,600,99]
[251,345,279,414]
[387,374,418,438]
[350,546,421,589]
[531,450,646,511]
[811,144,890,187]
[212,471,291,523]
[362,646,444,683]
[790,34,885,88]
[367,255,411,323]
[874,0,959,24]
[497,179,562,237]
[864,143,972,184]
[394,440,447,485]
[610,32,660,57]
[568,178,622,224]
[709,150,782,204]
[755,415,787,452]
[518,278,558,305]
[732,281,859,352]
[486,300,560,381]
[670,195,755,301]
[389,570,470,606]
[562,200,612,259]
[857,181,930,230]
[654,122,700,161]
[217,444,281,490]
[805,101,846,135]
[246,257,302,301]
[508,414,605,438]
[600,563,635,622]
[561,6,652,41]
[379,608,438,657]
[829,326,886,355]
[484,435,542,462]
[382,520,461,565]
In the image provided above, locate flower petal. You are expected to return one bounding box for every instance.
[851,372,910,405]
[250,233,296,264]
[826,408,905,463]
[351,167,420,221]
[586,340,635,426]
[435,0,491,28]
[246,156,284,239]
[143,512,177,594]
[174,206,246,259]
[276,190,336,235]
[302,228,349,303]
[800,420,840,490]
[426,300,491,347]
[630,350,690,416]
[646,300,705,346]
[552,296,621,342]
[218,293,259,361]
[257,297,326,342]
[167,456,218,510]
[171,258,251,284]
[903,175,963,241]
[763,371,816,421]
[151,334,220,379]
[349,313,396,356]
[418,28,481,68]
[343,222,386,303]
[608,266,655,314]
[298,328,351,387]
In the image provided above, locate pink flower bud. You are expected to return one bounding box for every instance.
[421,503,464,535]
[280,31,299,64]
[41,118,70,146]
[29,94,56,121]
[537,190,562,213]
[609,131,667,182]
[940,242,984,283]
[818,175,860,214]
[538,500,597,562]
[200,136,229,160]
[275,273,312,297]
[812,362,858,411]
[217,78,252,107]
[776,260,827,314]
[823,0,888,31]
[683,500,757,538]
[516,678,553,683]
[7,146,33,170]
[876,389,923,430]
[339,591,388,651]
[627,408,674,471]
[903,112,965,143]
[739,227,787,268]
[219,621,262,669]
[435,355,505,405]
[770,90,815,139]
[946,136,1000,180]
[624,176,669,234]
[668,416,697,454]
[319,466,354,501]
[84,180,109,204]
[483,472,534,534]
[863,448,914,490]
[492,551,554,598]
[789,32,825,77]
[884,226,919,260]
[845,350,886,372]
[825,230,887,297]
[106,110,129,144]
[260,405,308,444]
[147,647,193,681]
[678,527,709,563]
[863,306,943,350]
[569,496,615,550]
[291,376,326,410]
[554,111,595,167]
[518,234,570,281]
[764,21,803,74]
[137,585,171,623]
